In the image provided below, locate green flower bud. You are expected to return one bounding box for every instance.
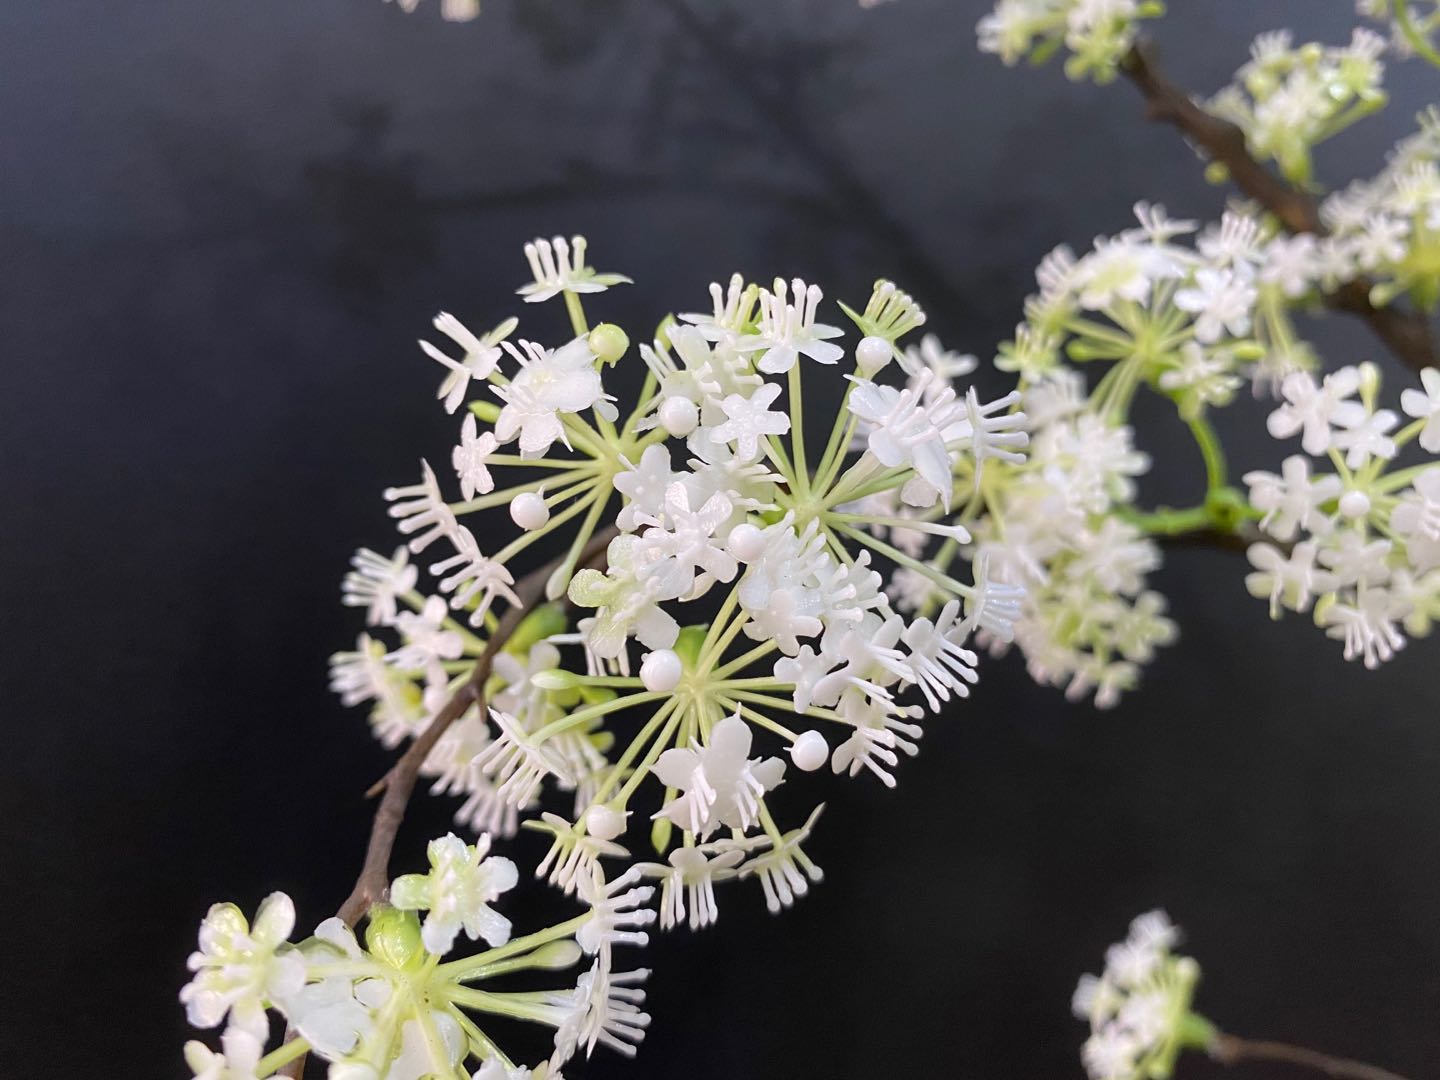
[365,906,426,971]
[588,323,630,366]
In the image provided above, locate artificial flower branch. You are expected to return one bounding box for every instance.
[1118,41,1438,375]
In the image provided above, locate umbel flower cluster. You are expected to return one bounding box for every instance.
[1071,911,1216,1080]
[1206,28,1388,188]
[961,203,1301,705]
[977,0,1165,84]
[182,834,654,1078]
[972,4,1440,685]
[179,236,1034,1074]
[335,236,1027,905]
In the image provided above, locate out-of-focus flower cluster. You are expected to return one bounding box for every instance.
[1359,0,1440,64]
[953,203,1307,706]
[383,0,480,21]
[181,833,654,1078]
[1072,911,1211,1080]
[1206,29,1388,187]
[976,0,1165,84]
[1323,108,1440,312]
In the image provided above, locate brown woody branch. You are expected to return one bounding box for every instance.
[1212,1032,1413,1080]
[281,526,619,1078]
[336,525,620,927]
[1120,43,1437,375]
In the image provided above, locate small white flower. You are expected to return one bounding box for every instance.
[639,844,746,931]
[1323,585,1407,668]
[385,459,460,554]
[180,893,306,1040]
[1261,233,1320,297]
[1266,367,1366,455]
[710,382,791,463]
[430,526,521,627]
[531,812,632,895]
[1174,267,1257,344]
[738,804,826,913]
[576,867,657,955]
[1332,406,1399,468]
[1400,368,1440,452]
[1391,469,1440,545]
[1082,1024,1142,1080]
[389,832,519,955]
[494,338,616,457]
[472,708,575,808]
[517,236,631,303]
[184,1027,266,1080]
[652,713,786,839]
[1246,541,1337,616]
[1244,455,1342,542]
[453,414,499,499]
[738,278,845,374]
[421,313,514,413]
[549,961,651,1065]
[900,599,979,710]
[847,373,963,507]
[342,547,418,627]
[634,481,738,600]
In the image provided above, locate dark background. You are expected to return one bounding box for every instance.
[3,1,1438,1076]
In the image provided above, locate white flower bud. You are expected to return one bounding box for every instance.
[789,729,828,772]
[640,648,683,693]
[510,491,550,530]
[585,804,628,841]
[658,395,699,437]
[1339,489,1371,519]
[727,522,765,562]
[855,335,893,377]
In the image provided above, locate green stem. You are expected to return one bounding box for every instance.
[1395,0,1440,68]
[256,1038,311,1076]
[1188,414,1227,492]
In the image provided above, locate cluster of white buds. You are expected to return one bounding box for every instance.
[1072,911,1215,1080]
[1207,29,1389,187]
[976,0,1165,84]
[1358,0,1440,65]
[382,0,480,21]
[180,833,651,1078]
[332,239,1027,940]
[1245,363,1440,667]
[1322,107,1440,312]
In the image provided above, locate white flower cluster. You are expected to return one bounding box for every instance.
[181,832,651,1078]
[1358,0,1440,63]
[963,389,1172,708]
[1207,29,1388,187]
[943,203,1318,706]
[1322,107,1440,312]
[976,0,1165,84]
[383,0,479,21]
[1245,363,1440,667]
[332,238,1027,934]
[1072,911,1209,1080]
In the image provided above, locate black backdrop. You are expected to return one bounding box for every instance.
[2,1,1438,1076]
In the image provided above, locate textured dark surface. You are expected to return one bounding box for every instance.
[2,1,1437,1076]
